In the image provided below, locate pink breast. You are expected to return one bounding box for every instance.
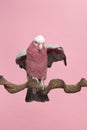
[26,43,48,80]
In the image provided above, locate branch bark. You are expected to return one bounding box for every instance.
[0,75,87,96]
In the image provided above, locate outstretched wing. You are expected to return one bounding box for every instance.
[15,50,26,70]
[46,44,67,68]
[16,44,67,70]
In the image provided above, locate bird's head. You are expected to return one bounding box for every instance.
[33,35,45,51]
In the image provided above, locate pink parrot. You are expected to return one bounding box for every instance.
[26,35,47,86]
[16,35,67,102]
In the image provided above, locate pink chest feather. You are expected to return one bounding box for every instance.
[26,43,48,80]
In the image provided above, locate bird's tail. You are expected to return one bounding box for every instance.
[25,88,49,102]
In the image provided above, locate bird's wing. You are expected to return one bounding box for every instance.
[16,44,67,69]
[46,44,67,68]
[15,49,26,70]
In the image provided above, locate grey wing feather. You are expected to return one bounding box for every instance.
[15,50,27,70]
[46,44,67,68]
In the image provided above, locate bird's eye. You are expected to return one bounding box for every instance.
[35,41,38,43]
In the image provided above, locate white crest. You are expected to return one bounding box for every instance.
[34,35,45,44]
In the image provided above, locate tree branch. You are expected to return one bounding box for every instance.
[0,76,27,93]
[0,75,87,96]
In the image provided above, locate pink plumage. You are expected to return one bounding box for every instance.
[16,35,67,102]
[26,42,48,81]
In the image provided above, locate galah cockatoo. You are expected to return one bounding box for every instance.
[16,35,67,102]
[26,35,47,87]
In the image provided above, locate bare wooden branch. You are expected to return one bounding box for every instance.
[0,75,87,96]
[0,76,27,93]
[43,78,87,94]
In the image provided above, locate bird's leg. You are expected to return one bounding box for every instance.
[31,77,45,92]
[32,77,40,94]
[27,76,39,94]
[39,80,45,90]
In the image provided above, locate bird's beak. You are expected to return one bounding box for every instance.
[39,44,43,51]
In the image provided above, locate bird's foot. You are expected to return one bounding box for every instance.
[32,77,39,84]
[32,77,45,90]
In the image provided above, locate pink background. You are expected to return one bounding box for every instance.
[0,0,87,129]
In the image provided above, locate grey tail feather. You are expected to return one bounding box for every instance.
[25,88,49,102]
